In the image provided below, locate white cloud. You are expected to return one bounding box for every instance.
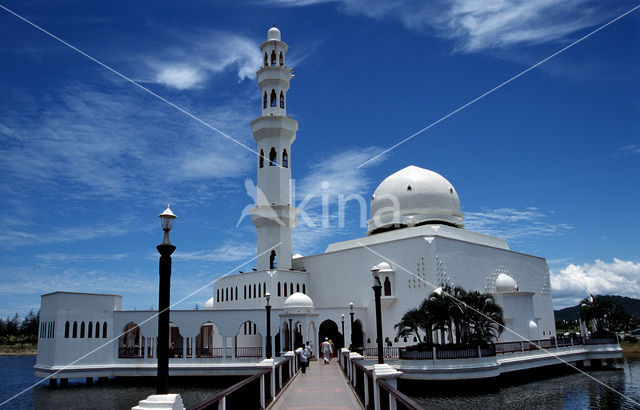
[291,147,379,254]
[174,242,255,262]
[265,0,616,52]
[551,258,640,308]
[155,65,206,90]
[144,32,262,90]
[464,207,571,241]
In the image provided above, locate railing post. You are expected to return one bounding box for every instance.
[373,364,402,410]
[570,336,574,346]
[432,346,437,365]
[220,396,226,410]
[260,374,265,409]
[478,345,482,358]
[520,341,524,352]
[363,371,369,408]
[350,352,364,387]
[258,358,276,401]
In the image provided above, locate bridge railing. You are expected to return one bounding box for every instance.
[189,354,297,410]
[340,350,423,410]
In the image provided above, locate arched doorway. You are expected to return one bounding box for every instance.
[318,319,343,356]
[281,321,291,352]
[196,322,223,357]
[352,319,364,352]
[119,322,144,358]
[293,321,303,350]
[236,321,262,357]
[169,322,183,358]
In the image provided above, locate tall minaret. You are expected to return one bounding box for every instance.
[250,27,298,271]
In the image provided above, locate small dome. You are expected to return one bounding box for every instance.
[528,320,539,339]
[267,27,281,41]
[368,165,463,234]
[283,292,314,313]
[495,273,518,292]
[204,297,214,310]
[376,262,394,273]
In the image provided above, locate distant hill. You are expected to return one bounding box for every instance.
[554,295,640,322]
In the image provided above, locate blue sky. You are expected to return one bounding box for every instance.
[0,0,638,315]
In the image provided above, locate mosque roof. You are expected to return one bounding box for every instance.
[368,165,464,234]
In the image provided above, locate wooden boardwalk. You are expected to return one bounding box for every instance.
[270,360,362,410]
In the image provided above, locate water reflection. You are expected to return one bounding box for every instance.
[0,356,234,410]
[404,357,639,409]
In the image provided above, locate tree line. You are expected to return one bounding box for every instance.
[0,310,39,345]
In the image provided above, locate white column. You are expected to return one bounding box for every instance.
[372,364,402,410]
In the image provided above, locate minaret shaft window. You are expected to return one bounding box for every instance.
[279,51,284,66]
[263,92,267,109]
[282,149,288,168]
[280,91,285,109]
[271,50,276,66]
[269,147,277,166]
[259,149,265,168]
[270,89,277,107]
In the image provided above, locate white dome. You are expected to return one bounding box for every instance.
[283,292,314,313]
[528,320,539,339]
[204,297,214,310]
[495,273,518,292]
[376,262,394,273]
[267,27,281,41]
[292,253,303,259]
[368,165,464,234]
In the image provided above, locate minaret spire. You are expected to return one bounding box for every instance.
[250,27,298,271]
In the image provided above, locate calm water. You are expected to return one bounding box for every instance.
[404,355,640,409]
[0,356,230,409]
[2,356,639,409]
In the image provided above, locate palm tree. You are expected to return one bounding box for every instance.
[394,308,422,343]
[464,291,505,344]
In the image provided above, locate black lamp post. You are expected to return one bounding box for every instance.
[371,265,384,364]
[265,292,272,359]
[156,205,177,395]
[341,314,345,350]
[349,302,354,351]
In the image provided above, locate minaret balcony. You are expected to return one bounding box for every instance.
[251,116,298,142]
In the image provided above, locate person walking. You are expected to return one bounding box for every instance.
[297,346,310,373]
[320,337,333,364]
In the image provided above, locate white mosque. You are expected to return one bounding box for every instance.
[35,27,562,381]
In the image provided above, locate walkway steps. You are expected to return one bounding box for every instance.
[269,360,362,410]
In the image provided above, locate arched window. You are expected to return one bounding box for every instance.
[217,289,220,303]
[80,322,85,338]
[65,321,70,338]
[103,322,108,338]
[254,284,257,298]
[235,286,238,301]
[73,321,78,338]
[384,277,392,296]
[258,283,262,298]
[259,149,265,168]
[244,285,247,299]
[279,51,284,66]
[290,283,294,295]
[271,50,276,66]
[226,288,229,301]
[269,147,277,166]
[270,249,277,268]
[88,321,93,338]
[263,92,267,109]
[263,282,266,295]
[280,91,285,109]
[278,282,281,297]
[270,89,277,107]
[296,283,300,292]
[303,284,306,294]
[264,52,268,67]
[282,149,288,168]
[284,282,288,297]
[95,322,100,338]
[249,284,252,299]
